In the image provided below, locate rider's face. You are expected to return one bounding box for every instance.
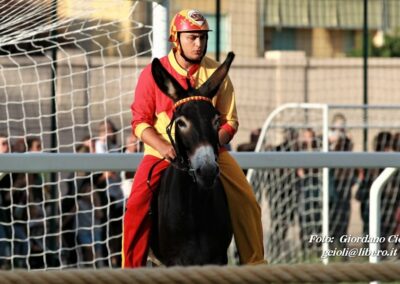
[179,32,208,61]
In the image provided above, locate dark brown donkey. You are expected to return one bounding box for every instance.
[149,52,235,266]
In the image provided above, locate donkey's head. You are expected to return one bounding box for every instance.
[152,52,235,188]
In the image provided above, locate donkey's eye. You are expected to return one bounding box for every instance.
[176,118,188,129]
[177,120,186,128]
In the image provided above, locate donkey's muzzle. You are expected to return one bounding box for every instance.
[195,163,220,188]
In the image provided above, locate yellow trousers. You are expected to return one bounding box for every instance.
[218,151,266,264]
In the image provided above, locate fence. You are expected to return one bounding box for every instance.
[1,151,400,268]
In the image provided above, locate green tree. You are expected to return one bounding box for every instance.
[349,31,400,57]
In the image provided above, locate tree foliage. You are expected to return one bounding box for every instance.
[350,31,400,57]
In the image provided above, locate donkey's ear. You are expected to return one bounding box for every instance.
[198,52,235,99]
[151,58,186,101]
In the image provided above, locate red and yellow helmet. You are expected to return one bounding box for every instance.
[169,9,211,50]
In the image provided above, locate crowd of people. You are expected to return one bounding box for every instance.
[0,119,143,269]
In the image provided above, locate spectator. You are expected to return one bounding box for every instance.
[393,132,400,256]
[95,119,119,154]
[236,128,261,152]
[26,137,47,203]
[61,136,96,267]
[329,135,361,258]
[276,127,300,152]
[296,128,322,258]
[236,128,261,175]
[393,132,400,152]
[120,134,142,199]
[80,136,96,154]
[265,127,300,261]
[386,132,400,256]
[11,138,26,153]
[328,113,349,151]
[94,120,124,267]
[10,160,29,268]
[1,137,30,268]
[356,131,394,250]
[0,134,11,268]
[378,132,400,254]
[25,136,50,268]
[93,120,123,205]
[60,177,78,267]
[75,177,103,266]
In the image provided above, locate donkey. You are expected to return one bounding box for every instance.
[149,52,236,266]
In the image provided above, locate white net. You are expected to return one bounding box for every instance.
[249,105,400,264]
[0,0,153,269]
[248,105,326,263]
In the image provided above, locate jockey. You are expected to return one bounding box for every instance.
[122,9,265,267]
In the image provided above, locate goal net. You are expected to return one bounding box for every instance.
[248,104,400,264]
[0,0,155,269]
[247,104,327,263]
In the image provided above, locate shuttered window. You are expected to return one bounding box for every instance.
[280,0,309,27]
[264,0,391,30]
[309,0,338,28]
[264,0,280,26]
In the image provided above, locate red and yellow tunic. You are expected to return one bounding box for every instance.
[131,50,238,158]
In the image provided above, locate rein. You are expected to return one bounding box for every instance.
[165,111,197,182]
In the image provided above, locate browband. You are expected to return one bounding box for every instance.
[173,96,212,109]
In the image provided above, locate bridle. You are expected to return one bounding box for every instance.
[166,96,213,182]
[147,96,215,191]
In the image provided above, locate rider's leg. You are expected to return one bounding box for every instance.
[218,150,266,264]
[122,155,169,268]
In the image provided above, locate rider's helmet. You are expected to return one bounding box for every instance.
[169,9,211,52]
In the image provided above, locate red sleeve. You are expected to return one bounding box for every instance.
[131,65,156,139]
[220,123,237,140]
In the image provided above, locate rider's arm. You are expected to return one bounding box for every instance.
[215,76,239,144]
[131,65,176,160]
[131,65,156,140]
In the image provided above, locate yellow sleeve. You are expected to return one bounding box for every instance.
[214,76,239,138]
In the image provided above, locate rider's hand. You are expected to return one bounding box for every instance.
[141,127,176,161]
[157,141,176,161]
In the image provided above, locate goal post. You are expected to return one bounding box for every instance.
[152,0,169,58]
[369,167,398,264]
[246,103,331,264]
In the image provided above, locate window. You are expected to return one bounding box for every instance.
[204,14,229,53]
